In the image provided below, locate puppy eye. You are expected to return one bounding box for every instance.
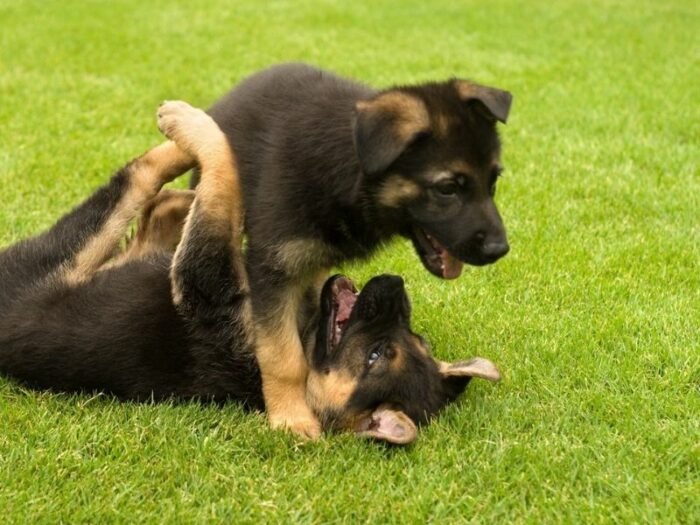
[434,180,459,196]
[368,348,382,366]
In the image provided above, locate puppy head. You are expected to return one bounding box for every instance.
[306,274,500,444]
[353,79,513,278]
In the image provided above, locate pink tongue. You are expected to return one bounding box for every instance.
[336,289,357,323]
[441,251,464,279]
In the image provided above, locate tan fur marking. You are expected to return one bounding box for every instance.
[434,113,452,137]
[306,369,358,413]
[188,137,239,232]
[103,189,193,272]
[195,165,241,232]
[390,344,406,372]
[276,239,339,277]
[455,80,476,100]
[357,92,429,142]
[254,288,304,386]
[262,378,320,439]
[64,184,153,285]
[449,160,476,175]
[411,335,430,356]
[378,175,422,208]
[133,141,195,191]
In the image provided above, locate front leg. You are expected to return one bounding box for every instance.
[250,272,322,440]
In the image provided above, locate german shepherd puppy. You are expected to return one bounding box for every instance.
[204,64,512,438]
[0,101,500,444]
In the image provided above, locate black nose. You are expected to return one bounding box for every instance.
[481,241,510,260]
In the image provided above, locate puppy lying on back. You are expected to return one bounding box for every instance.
[0,101,500,444]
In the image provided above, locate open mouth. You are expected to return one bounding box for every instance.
[328,276,359,347]
[411,227,464,280]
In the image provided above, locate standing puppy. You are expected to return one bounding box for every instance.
[184,64,512,438]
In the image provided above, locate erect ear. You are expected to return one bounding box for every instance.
[454,80,513,124]
[353,91,430,176]
[439,357,501,382]
[354,405,418,445]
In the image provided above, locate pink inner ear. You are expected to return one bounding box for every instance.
[375,412,409,439]
[354,407,418,445]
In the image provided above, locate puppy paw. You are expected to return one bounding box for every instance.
[270,415,322,441]
[268,404,322,441]
[156,100,225,160]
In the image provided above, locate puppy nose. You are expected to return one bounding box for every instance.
[481,241,510,260]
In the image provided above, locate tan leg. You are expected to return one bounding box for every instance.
[255,284,322,440]
[157,102,241,235]
[62,141,194,284]
[120,189,195,263]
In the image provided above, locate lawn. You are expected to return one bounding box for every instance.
[0,0,698,522]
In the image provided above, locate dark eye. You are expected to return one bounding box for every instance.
[435,181,459,196]
[368,348,382,366]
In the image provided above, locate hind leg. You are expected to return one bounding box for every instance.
[0,141,193,309]
[107,189,195,268]
[157,101,249,318]
[59,143,195,285]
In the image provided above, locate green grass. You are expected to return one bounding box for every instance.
[1,0,698,522]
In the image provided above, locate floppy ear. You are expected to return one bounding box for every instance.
[454,80,513,124]
[439,357,501,401]
[353,91,430,176]
[354,405,418,445]
[439,357,501,382]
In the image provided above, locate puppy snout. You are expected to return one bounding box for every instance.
[468,229,509,263]
[481,240,509,260]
